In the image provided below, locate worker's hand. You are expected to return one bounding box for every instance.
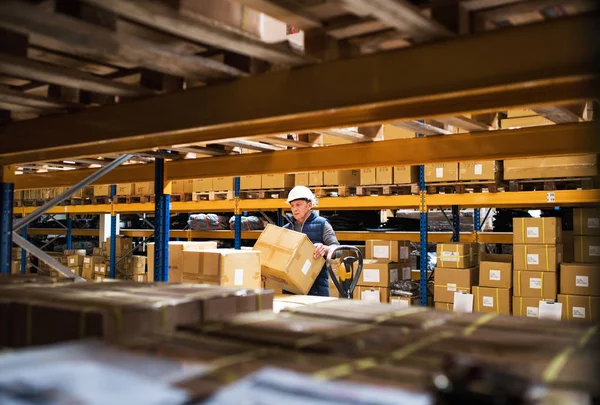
[314,243,328,259]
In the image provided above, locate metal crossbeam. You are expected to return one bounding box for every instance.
[13,233,83,280]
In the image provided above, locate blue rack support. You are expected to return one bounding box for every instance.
[66,214,73,250]
[234,177,241,250]
[417,131,428,307]
[109,185,117,279]
[452,205,460,242]
[154,158,170,282]
[277,208,285,227]
[0,181,14,274]
[20,224,27,274]
[474,208,481,243]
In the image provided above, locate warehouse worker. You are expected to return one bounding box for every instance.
[284,185,339,296]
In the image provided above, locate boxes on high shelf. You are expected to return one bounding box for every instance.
[353,286,390,303]
[472,286,511,315]
[105,237,133,259]
[436,243,479,269]
[295,172,309,186]
[503,154,598,180]
[134,182,154,196]
[393,166,418,184]
[513,270,558,300]
[512,296,543,318]
[116,184,134,196]
[147,241,218,282]
[182,249,261,288]
[309,171,323,186]
[323,170,360,186]
[479,253,512,289]
[459,160,500,181]
[240,175,262,190]
[560,263,600,296]
[213,177,234,191]
[253,224,324,295]
[193,178,213,193]
[424,163,459,182]
[376,167,394,185]
[360,168,376,185]
[574,236,600,263]
[93,185,110,197]
[261,174,294,189]
[557,294,600,323]
[512,244,562,272]
[357,260,399,288]
[169,180,185,194]
[433,266,478,303]
[365,240,411,263]
[512,217,562,245]
[573,207,600,236]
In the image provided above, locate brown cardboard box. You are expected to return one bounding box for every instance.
[93,247,104,256]
[240,175,262,190]
[295,172,309,186]
[436,243,479,269]
[95,275,105,282]
[357,260,399,287]
[64,249,86,257]
[504,154,598,180]
[262,174,294,189]
[479,254,512,288]
[514,270,558,299]
[360,168,376,185]
[71,266,83,277]
[563,231,574,263]
[82,266,94,280]
[116,184,134,196]
[393,166,418,184]
[435,302,453,311]
[213,177,234,191]
[365,240,411,263]
[67,255,85,268]
[190,249,261,288]
[308,171,323,186]
[560,263,600,296]
[353,286,390,303]
[147,241,218,282]
[557,294,600,323]
[193,178,213,193]
[376,167,393,185]
[513,244,562,272]
[170,180,184,194]
[390,296,419,307]
[94,263,107,275]
[323,170,360,186]
[93,185,110,197]
[398,263,412,281]
[512,296,543,318]
[434,266,478,303]
[134,182,154,195]
[83,256,104,270]
[424,163,459,182]
[11,260,21,274]
[574,236,600,263]
[472,287,511,314]
[459,160,499,181]
[253,224,324,295]
[512,217,562,245]
[573,207,600,236]
[131,256,147,275]
[105,237,133,259]
[182,179,194,194]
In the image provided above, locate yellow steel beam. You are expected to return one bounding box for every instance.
[0,14,598,165]
[13,122,600,189]
[26,228,100,236]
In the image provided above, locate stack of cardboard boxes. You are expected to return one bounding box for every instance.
[10,247,24,275]
[61,249,86,277]
[98,237,134,281]
[433,242,480,311]
[352,240,411,303]
[182,248,261,289]
[557,208,600,322]
[359,167,418,185]
[472,253,512,314]
[512,217,562,318]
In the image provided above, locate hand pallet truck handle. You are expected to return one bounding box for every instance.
[326,245,363,299]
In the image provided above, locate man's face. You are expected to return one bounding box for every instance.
[290,199,312,222]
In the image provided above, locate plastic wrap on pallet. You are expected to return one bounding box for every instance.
[188,214,230,231]
[228,216,266,231]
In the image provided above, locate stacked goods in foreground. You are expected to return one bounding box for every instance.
[433,242,480,311]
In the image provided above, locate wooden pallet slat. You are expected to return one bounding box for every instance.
[508,177,595,192]
[193,191,234,201]
[311,186,356,197]
[356,183,419,196]
[427,180,504,194]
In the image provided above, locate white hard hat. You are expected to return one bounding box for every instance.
[286,185,316,204]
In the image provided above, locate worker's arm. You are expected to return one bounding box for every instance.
[313,222,339,258]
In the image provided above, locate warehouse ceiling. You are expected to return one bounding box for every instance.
[0,0,597,174]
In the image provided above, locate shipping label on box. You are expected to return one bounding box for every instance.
[472,286,511,314]
[560,263,600,296]
[513,217,562,245]
[574,235,600,263]
[353,286,389,303]
[357,260,399,287]
[366,240,411,263]
[557,294,600,323]
[240,175,262,190]
[436,243,479,269]
[393,166,418,184]
[513,270,558,299]
[193,178,213,193]
[433,267,478,303]
[295,172,309,186]
[360,168,376,185]
[213,177,234,191]
[574,207,600,236]
[424,163,459,182]
[512,296,543,318]
[513,244,562,272]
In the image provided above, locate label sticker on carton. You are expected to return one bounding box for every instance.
[400,246,409,260]
[94,265,100,273]
[84,257,91,264]
[436,168,444,178]
[573,306,586,319]
[390,269,399,283]
[589,217,600,229]
[576,275,589,288]
[482,296,494,307]
[361,290,380,302]
[137,275,145,282]
[539,301,562,321]
[526,306,539,318]
[527,254,539,265]
[402,267,411,280]
[373,245,390,259]
[526,227,539,238]
[363,269,380,283]
[69,258,75,265]
[392,299,409,309]
[474,164,483,175]
[453,292,473,313]
[447,283,457,292]
[590,246,600,257]
[489,270,501,281]
[234,269,244,286]
[441,251,458,262]
[301,260,312,275]
[530,278,542,289]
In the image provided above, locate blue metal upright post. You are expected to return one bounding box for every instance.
[417,130,428,307]
[474,208,481,243]
[277,208,284,227]
[154,158,170,281]
[109,185,117,279]
[0,182,14,274]
[452,205,460,242]
[20,224,27,274]
[66,214,73,250]
[234,177,241,250]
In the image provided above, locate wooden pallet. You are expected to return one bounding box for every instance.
[311,186,356,197]
[356,184,419,196]
[193,190,234,201]
[169,193,193,202]
[427,180,505,194]
[61,197,93,206]
[239,189,291,199]
[91,196,110,204]
[508,177,595,192]
[115,195,154,204]
[21,200,45,207]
